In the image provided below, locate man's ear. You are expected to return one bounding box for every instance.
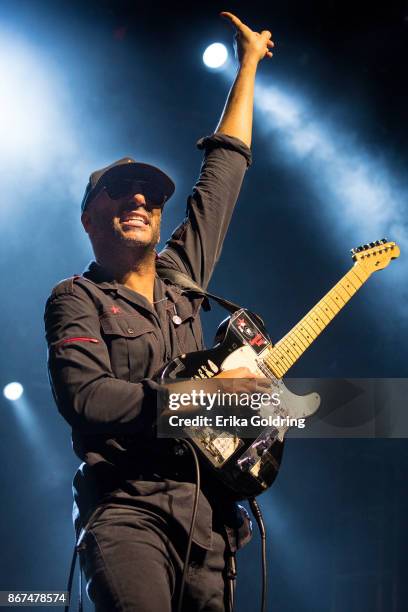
[81,211,91,234]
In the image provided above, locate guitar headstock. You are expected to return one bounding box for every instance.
[351,238,400,273]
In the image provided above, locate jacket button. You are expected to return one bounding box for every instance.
[127,328,135,334]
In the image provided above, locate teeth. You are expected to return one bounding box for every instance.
[122,217,147,224]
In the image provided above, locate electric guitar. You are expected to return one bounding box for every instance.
[159,239,400,499]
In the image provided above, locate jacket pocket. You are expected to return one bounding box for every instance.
[100,315,160,382]
[169,294,204,353]
[172,309,204,353]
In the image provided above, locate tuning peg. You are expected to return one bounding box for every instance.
[369,242,376,248]
[375,240,381,246]
[381,238,387,244]
[363,244,370,250]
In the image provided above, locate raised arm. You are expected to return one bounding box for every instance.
[215,11,274,146]
[159,13,274,289]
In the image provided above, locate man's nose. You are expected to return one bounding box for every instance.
[131,193,147,207]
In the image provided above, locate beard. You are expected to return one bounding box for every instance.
[111,218,160,251]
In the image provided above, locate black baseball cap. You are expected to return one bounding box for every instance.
[81,157,175,213]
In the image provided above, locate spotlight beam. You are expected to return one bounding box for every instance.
[254,80,408,254]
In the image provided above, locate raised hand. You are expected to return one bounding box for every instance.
[220,11,274,65]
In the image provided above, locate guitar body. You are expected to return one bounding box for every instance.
[160,308,321,499]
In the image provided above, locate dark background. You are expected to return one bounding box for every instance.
[0,1,407,611]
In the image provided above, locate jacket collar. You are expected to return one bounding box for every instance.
[82,260,187,311]
[82,261,119,290]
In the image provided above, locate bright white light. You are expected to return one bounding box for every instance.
[0,35,51,153]
[0,28,71,179]
[3,382,24,401]
[203,43,228,69]
[0,28,79,231]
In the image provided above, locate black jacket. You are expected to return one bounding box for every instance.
[44,133,253,550]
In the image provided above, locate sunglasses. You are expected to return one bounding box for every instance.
[102,178,167,208]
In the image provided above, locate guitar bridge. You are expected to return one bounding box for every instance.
[187,427,242,467]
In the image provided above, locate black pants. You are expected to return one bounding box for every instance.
[77,504,235,612]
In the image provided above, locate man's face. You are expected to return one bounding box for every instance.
[81,189,162,254]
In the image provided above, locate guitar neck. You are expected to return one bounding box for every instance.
[263,264,371,378]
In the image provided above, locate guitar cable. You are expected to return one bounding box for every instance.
[64,503,108,612]
[177,442,268,612]
[248,497,267,612]
[176,438,201,612]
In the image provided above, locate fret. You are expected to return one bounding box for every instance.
[295,325,313,346]
[305,316,321,336]
[323,296,340,314]
[307,311,326,331]
[352,265,369,283]
[272,364,285,378]
[331,287,347,305]
[292,329,308,350]
[280,339,299,362]
[345,274,359,291]
[279,330,303,354]
[338,279,355,297]
[344,272,360,291]
[301,320,318,339]
[282,337,302,358]
[280,352,296,370]
[264,347,281,370]
[264,351,285,378]
[273,345,293,369]
[348,269,364,288]
[264,354,286,378]
[315,304,331,324]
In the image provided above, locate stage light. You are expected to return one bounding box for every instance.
[203,43,228,69]
[0,37,48,152]
[3,382,24,401]
[0,28,66,179]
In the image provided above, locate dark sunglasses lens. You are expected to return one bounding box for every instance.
[105,179,164,206]
[105,179,135,199]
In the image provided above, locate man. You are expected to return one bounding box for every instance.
[45,12,274,612]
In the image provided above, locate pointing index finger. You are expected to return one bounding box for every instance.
[220,11,243,29]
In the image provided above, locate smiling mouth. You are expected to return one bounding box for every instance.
[120,212,150,227]
[121,218,149,227]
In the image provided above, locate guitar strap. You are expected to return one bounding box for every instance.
[156,264,245,315]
